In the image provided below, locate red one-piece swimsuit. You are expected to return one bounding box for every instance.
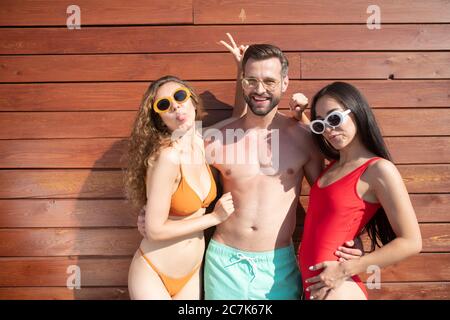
[298,157,382,299]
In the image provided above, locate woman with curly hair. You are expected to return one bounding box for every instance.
[125,35,248,299]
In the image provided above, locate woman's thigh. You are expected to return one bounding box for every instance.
[128,250,171,300]
[325,278,367,300]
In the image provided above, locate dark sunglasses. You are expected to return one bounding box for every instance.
[153,87,191,113]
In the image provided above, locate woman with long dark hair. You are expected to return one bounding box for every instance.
[292,82,422,299]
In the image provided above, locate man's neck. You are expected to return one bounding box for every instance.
[243,107,279,130]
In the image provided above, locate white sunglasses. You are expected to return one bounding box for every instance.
[310,109,352,134]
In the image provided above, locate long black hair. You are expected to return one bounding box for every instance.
[310,81,396,251]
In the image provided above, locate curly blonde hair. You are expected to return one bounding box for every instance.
[123,76,205,210]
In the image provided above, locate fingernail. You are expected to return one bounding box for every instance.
[309,266,314,271]
[306,287,310,292]
[310,296,314,300]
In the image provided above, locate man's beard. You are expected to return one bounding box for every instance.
[244,93,281,116]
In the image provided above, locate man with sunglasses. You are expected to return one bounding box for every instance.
[202,43,363,300]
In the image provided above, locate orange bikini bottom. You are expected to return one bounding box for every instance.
[139,248,201,297]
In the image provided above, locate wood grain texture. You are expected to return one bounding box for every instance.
[0,53,300,82]
[0,165,448,199]
[359,253,450,282]
[0,256,131,286]
[0,0,193,26]
[1,109,449,139]
[0,0,448,301]
[0,253,447,287]
[300,52,450,79]
[368,282,450,300]
[0,287,129,300]
[0,224,447,257]
[1,137,448,169]
[0,194,447,229]
[1,25,449,54]
[1,80,449,112]
[0,199,137,227]
[0,283,448,299]
[1,194,447,228]
[0,228,141,256]
[193,0,450,24]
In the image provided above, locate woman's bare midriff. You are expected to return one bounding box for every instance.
[138,210,206,278]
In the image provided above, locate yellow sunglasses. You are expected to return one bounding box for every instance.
[152,87,191,113]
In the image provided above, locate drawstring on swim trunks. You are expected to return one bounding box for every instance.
[224,253,258,282]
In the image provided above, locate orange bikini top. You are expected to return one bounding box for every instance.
[169,162,217,216]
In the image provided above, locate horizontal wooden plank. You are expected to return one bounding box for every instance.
[0,256,131,286]
[300,194,450,224]
[0,111,135,139]
[407,195,450,223]
[0,53,300,83]
[386,137,450,165]
[4,52,448,83]
[1,194,447,229]
[0,287,129,300]
[360,253,450,283]
[373,109,450,136]
[0,109,449,139]
[1,80,449,111]
[396,165,450,194]
[0,199,137,228]
[0,165,448,199]
[0,137,448,169]
[0,283,446,300]
[360,224,450,253]
[0,170,126,199]
[194,0,450,24]
[0,224,447,257]
[0,253,447,287]
[0,283,447,299]
[0,0,192,26]
[368,282,450,300]
[0,138,129,168]
[0,228,141,256]
[300,52,450,79]
[2,24,450,54]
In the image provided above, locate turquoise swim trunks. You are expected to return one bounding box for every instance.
[204,239,302,300]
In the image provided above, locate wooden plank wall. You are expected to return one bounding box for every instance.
[0,0,449,300]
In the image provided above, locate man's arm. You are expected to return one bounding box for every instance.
[221,33,248,120]
[303,132,325,187]
[207,33,248,131]
[289,93,310,124]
